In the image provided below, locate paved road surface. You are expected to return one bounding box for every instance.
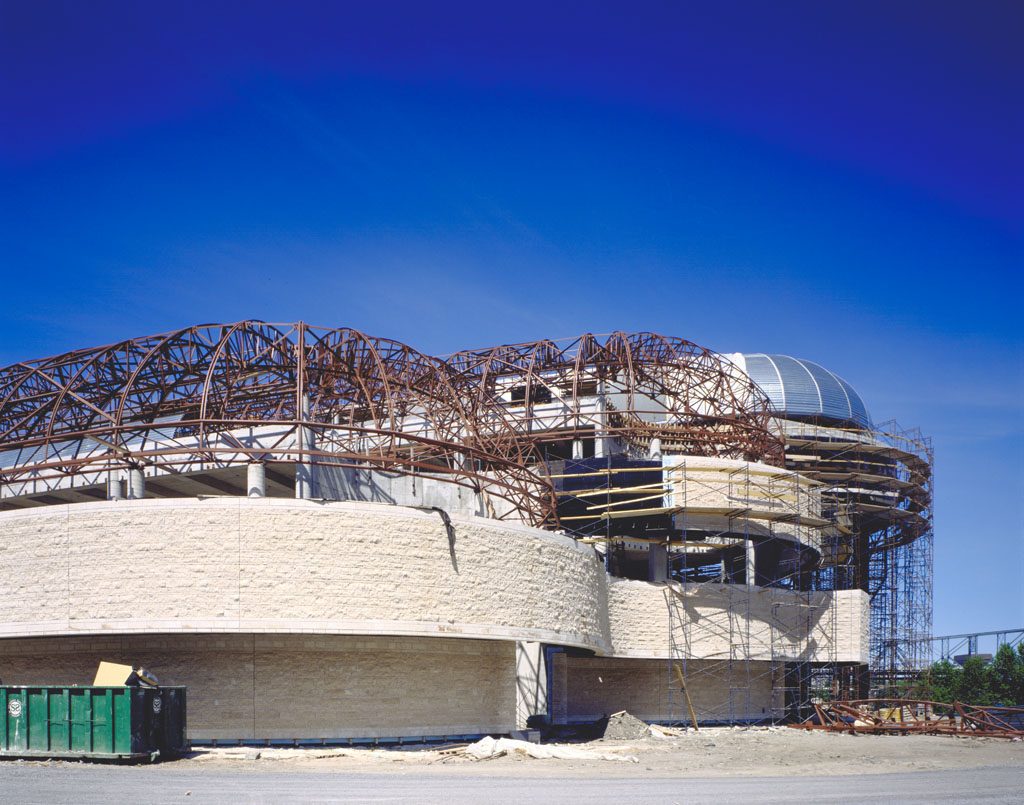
[1,764,1021,803]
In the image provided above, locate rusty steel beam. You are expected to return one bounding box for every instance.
[789,699,1024,738]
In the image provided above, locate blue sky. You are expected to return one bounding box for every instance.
[1,1,1021,635]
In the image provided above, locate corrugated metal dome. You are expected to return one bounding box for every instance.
[738,354,871,429]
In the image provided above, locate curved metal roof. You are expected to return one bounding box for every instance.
[739,354,871,428]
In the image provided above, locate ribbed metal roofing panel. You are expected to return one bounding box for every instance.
[771,355,821,413]
[741,353,871,428]
[837,375,870,426]
[802,360,849,420]
[742,354,785,409]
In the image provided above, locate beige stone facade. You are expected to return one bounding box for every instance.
[608,578,869,663]
[0,498,868,738]
[0,498,607,650]
[662,457,825,551]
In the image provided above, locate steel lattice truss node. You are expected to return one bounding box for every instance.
[0,322,554,526]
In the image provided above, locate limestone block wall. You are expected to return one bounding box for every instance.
[663,457,820,518]
[812,588,870,664]
[0,496,867,663]
[0,498,609,652]
[551,654,782,724]
[0,634,515,740]
[0,494,870,747]
[605,578,868,664]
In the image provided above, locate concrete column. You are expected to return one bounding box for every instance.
[127,468,145,500]
[648,437,662,460]
[295,393,314,500]
[571,439,584,461]
[247,463,266,497]
[106,475,124,501]
[515,642,548,730]
[745,539,757,587]
[648,543,669,582]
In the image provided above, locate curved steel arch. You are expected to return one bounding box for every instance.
[0,322,556,526]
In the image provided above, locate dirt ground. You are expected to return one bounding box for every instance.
[181,726,1024,779]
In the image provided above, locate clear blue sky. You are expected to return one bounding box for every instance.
[2,1,1021,635]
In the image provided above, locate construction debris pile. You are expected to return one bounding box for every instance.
[790,699,1024,738]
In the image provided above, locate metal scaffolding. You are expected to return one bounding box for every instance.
[783,420,934,693]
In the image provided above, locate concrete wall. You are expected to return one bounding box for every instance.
[312,463,487,519]
[0,498,608,651]
[551,654,782,724]
[0,634,515,741]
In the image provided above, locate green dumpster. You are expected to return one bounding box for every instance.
[0,686,187,762]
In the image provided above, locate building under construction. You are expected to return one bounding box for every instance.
[0,323,932,741]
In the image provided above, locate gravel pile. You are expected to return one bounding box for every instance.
[602,711,651,741]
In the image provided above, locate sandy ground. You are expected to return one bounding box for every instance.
[179,726,1024,779]
[4,730,1022,804]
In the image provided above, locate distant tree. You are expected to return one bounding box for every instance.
[957,656,994,705]
[922,659,962,704]
[989,644,1024,705]
[917,643,1024,705]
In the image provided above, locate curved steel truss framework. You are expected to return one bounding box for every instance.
[450,331,784,466]
[1,326,785,527]
[0,322,554,525]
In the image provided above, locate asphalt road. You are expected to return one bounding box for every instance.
[1,764,1022,804]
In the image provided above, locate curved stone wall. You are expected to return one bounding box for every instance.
[0,497,863,664]
[607,577,868,663]
[0,498,609,652]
